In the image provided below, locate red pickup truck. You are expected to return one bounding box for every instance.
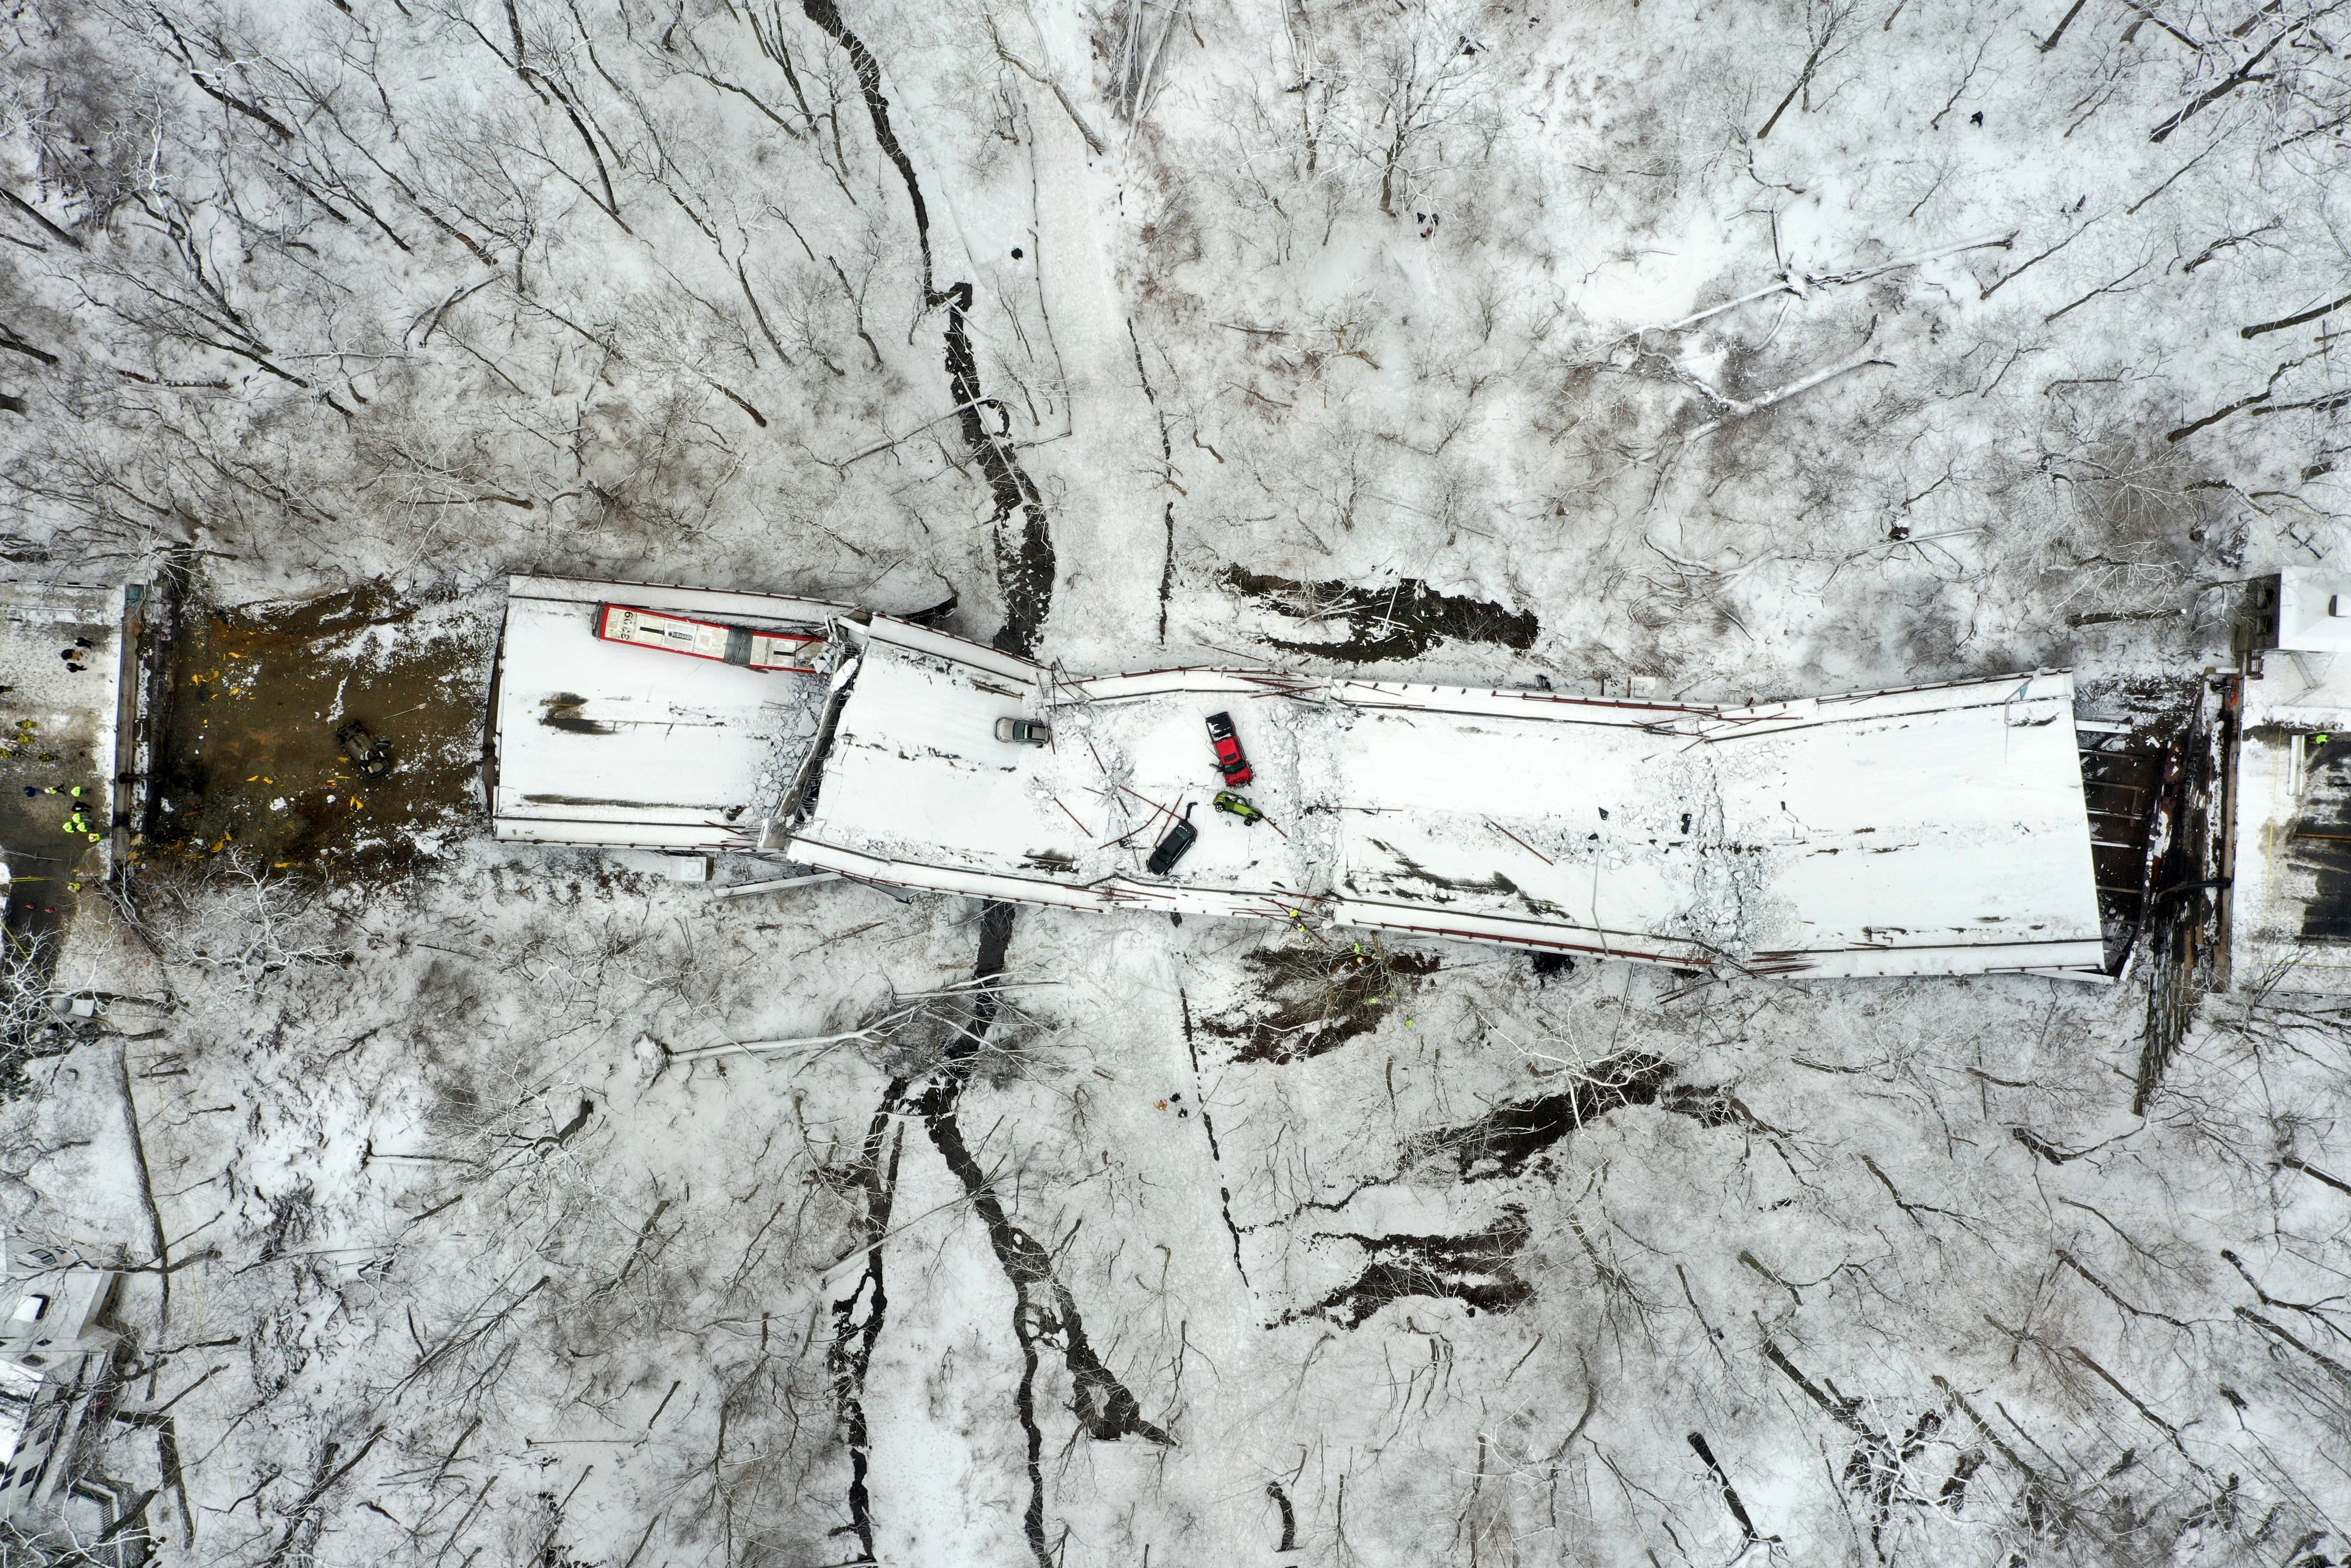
[1206,711,1253,786]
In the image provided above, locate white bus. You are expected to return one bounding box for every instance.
[595,604,824,672]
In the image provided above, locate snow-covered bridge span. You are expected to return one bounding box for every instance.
[491,577,2105,980]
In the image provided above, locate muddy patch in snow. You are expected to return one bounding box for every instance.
[1407,1052,1754,1182]
[1205,938,1440,1064]
[1281,1206,1534,1328]
[1222,567,1538,662]
[142,584,494,881]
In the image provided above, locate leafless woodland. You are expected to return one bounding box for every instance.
[3,0,2351,1563]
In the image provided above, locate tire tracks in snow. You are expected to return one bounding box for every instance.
[800,0,1054,656]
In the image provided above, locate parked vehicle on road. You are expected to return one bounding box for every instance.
[1146,806,1198,875]
[1214,791,1269,826]
[995,717,1051,745]
[1206,712,1252,786]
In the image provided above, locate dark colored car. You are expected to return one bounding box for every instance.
[1206,712,1252,786]
[335,720,395,779]
[1146,807,1198,876]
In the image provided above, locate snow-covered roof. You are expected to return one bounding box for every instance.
[2274,570,2351,654]
[0,1259,110,1346]
[785,622,2106,978]
[489,576,850,851]
[2243,629,2351,733]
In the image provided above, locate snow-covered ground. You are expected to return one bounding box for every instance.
[3,0,2350,1563]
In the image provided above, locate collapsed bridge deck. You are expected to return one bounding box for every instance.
[488,579,2106,980]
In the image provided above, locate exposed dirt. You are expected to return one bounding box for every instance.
[1206,938,1440,1064]
[1264,1055,1752,1332]
[1415,1052,1680,1179]
[1283,1206,1533,1329]
[1222,566,1538,663]
[141,584,494,883]
[1413,1053,1747,1181]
